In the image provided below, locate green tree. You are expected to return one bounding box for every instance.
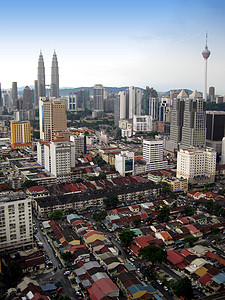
[104,194,119,209]
[158,206,170,222]
[93,211,107,222]
[119,229,136,249]
[22,180,37,188]
[161,182,170,193]
[210,227,220,235]
[183,206,194,216]
[4,262,23,285]
[50,209,64,221]
[132,218,141,227]
[61,251,72,263]
[139,245,167,265]
[172,276,193,300]
[184,235,198,247]
[74,178,83,183]
[32,131,40,139]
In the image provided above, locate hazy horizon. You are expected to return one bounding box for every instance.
[1,0,225,94]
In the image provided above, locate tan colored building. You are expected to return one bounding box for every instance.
[162,177,188,192]
[39,98,67,141]
[10,121,32,150]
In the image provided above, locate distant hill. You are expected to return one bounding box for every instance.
[12,86,202,97]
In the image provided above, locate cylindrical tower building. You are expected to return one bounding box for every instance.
[202,34,211,101]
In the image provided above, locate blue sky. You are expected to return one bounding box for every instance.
[0,0,225,94]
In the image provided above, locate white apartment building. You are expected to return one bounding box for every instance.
[115,151,134,176]
[143,139,168,172]
[176,148,216,184]
[119,119,133,137]
[133,115,152,133]
[43,140,75,181]
[0,194,33,253]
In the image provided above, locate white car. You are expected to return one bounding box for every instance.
[64,270,70,276]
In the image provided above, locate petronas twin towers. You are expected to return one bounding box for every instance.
[37,50,59,98]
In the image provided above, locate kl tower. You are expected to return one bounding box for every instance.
[202,33,211,101]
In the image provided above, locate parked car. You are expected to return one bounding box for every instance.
[58,263,62,269]
[64,270,70,276]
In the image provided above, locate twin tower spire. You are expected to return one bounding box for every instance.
[37,50,59,98]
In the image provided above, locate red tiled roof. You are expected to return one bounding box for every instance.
[167,250,184,265]
[129,243,141,256]
[27,185,47,193]
[205,251,225,266]
[180,249,193,257]
[94,278,119,295]
[185,225,199,233]
[31,293,49,300]
[83,230,104,239]
[199,273,213,285]
[135,235,154,248]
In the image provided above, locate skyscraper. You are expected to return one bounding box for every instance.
[22,86,32,110]
[37,51,46,98]
[170,90,186,146]
[142,86,158,115]
[34,80,39,107]
[93,84,104,111]
[181,90,206,148]
[12,82,18,106]
[209,86,215,102]
[51,50,59,98]
[129,86,135,119]
[135,89,142,116]
[0,82,2,107]
[39,98,67,141]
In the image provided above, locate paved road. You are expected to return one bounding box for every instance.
[33,215,77,299]
[159,263,181,281]
[140,265,174,300]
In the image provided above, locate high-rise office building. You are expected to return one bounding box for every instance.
[0,195,33,253]
[181,90,206,148]
[93,84,104,111]
[135,89,142,116]
[170,90,186,146]
[114,94,120,126]
[0,82,2,107]
[129,86,135,119]
[22,86,32,110]
[37,51,46,98]
[221,137,225,165]
[77,89,90,110]
[142,86,158,115]
[206,111,225,153]
[10,121,32,149]
[39,99,67,141]
[209,86,215,102]
[12,82,18,106]
[34,80,39,107]
[149,97,159,120]
[119,91,127,120]
[50,50,59,98]
[2,91,10,108]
